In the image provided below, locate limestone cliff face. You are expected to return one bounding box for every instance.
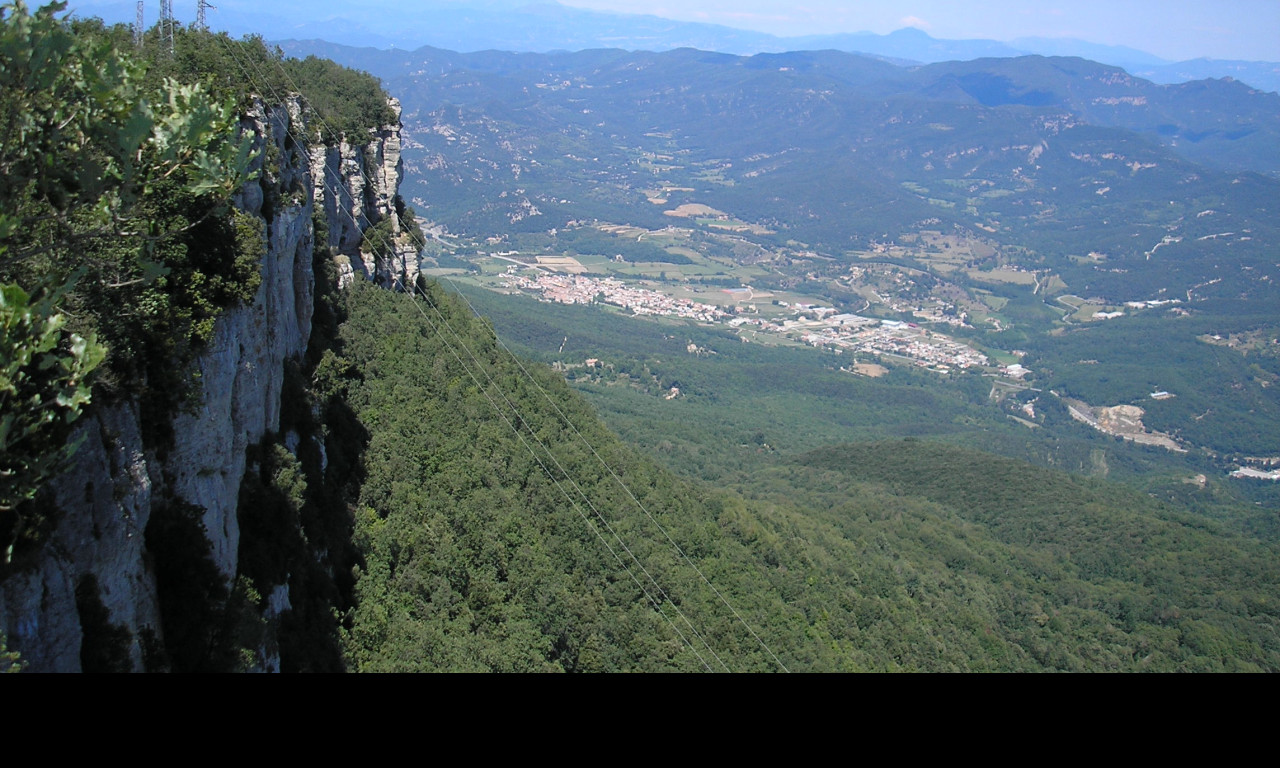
[313,97,419,289]
[0,97,405,672]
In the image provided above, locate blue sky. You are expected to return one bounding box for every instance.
[66,1,1280,61]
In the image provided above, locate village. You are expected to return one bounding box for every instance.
[501,270,730,322]
[471,232,1277,482]
[502,268,1001,374]
[773,304,990,371]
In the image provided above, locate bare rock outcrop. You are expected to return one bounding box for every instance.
[311,98,418,288]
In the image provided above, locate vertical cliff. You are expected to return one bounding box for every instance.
[0,95,409,672]
[314,98,419,289]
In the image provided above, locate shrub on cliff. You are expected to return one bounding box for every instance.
[0,1,255,563]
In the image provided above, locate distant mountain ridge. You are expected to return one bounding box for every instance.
[73,1,1280,93]
[283,41,1280,179]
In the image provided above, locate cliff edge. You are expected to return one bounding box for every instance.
[0,94,410,672]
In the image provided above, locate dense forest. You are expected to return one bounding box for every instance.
[295,279,1280,671]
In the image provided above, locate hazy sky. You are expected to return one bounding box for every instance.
[66,1,1280,61]
[560,0,1280,60]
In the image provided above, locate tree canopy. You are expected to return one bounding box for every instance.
[0,1,254,564]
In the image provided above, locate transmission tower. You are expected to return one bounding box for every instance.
[159,0,174,56]
[134,1,144,48]
[197,0,215,31]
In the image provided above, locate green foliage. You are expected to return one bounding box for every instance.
[782,441,1280,670]
[333,282,767,671]
[224,576,268,673]
[67,177,268,415]
[360,198,427,273]
[0,4,255,260]
[324,278,1278,671]
[137,27,395,145]
[144,498,229,671]
[0,630,22,672]
[0,1,257,498]
[553,227,692,264]
[283,55,397,143]
[145,498,267,672]
[237,441,308,596]
[1024,312,1280,455]
[360,216,399,265]
[0,281,103,563]
[432,282,1280,670]
[397,201,428,253]
[269,353,364,672]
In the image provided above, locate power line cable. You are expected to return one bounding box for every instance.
[247,31,757,671]
[442,275,791,671]
[205,31,726,670]
[395,276,720,671]
[396,275,730,671]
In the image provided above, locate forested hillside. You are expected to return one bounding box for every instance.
[315,279,1280,671]
[327,282,791,671]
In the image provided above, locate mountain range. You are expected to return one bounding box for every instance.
[72,1,1280,93]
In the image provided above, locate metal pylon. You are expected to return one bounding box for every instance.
[160,0,174,55]
[134,1,144,48]
[197,0,216,31]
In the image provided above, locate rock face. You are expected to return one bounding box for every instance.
[312,98,418,288]
[0,97,406,672]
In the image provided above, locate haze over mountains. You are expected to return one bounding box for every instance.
[72,1,1280,93]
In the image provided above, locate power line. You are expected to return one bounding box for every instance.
[248,33,774,670]
[398,276,723,672]
[441,275,792,672]
[205,34,727,670]
[398,275,731,671]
